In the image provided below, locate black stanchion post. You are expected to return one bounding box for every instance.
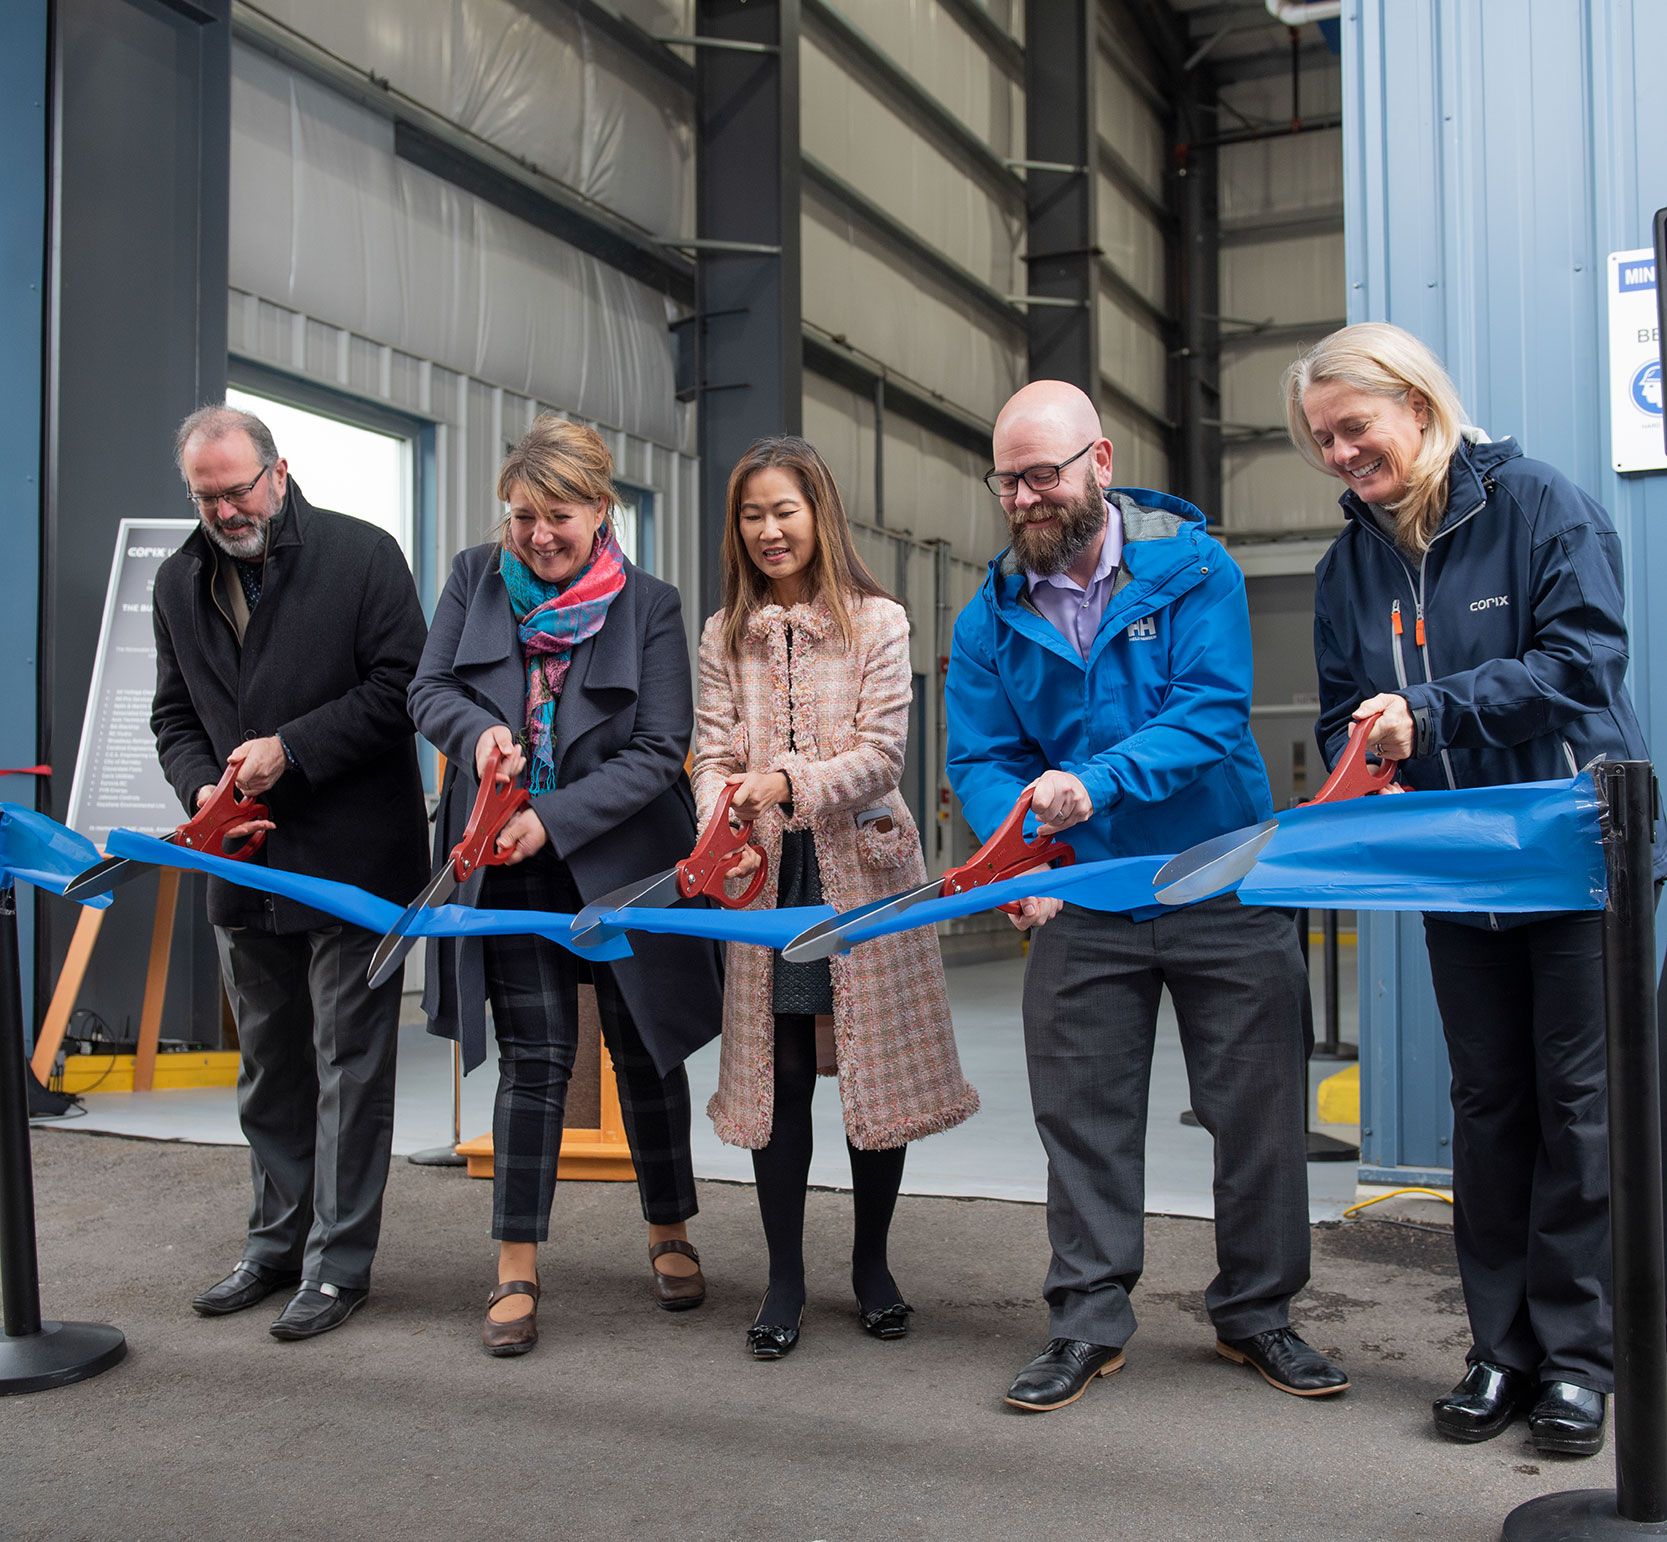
[0,883,126,1392]
[1504,760,1667,1538]
[1312,909,1358,1062]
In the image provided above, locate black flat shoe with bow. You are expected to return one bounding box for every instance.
[858,1301,914,1340]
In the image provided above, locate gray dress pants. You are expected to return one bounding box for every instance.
[1021,895,1313,1347]
[215,923,400,1290]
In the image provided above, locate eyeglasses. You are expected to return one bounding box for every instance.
[188,463,272,512]
[983,442,1094,498]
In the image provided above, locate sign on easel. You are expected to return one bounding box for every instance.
[65,519,196,844]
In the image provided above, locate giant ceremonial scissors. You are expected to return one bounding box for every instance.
[568,782,769,945]
[64,763,270,902]
[366,747,530,988]
[780,788,1075,962]
[1152,711,1399,906]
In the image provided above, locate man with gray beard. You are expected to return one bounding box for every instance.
[151,405,429,1339]
[945,381,1344,1413]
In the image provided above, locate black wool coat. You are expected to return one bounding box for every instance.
[408,542,723,1077]
[150,480,432,932]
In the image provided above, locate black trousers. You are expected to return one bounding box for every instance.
[480,853,696,1243]
[215,923,400,1290]
[1424,912,1612,1392]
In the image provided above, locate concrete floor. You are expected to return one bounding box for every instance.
[36,935,1365,1222]
[2,1130,1599,1542]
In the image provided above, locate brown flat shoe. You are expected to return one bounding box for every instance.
[650,1240,707,1312]
[481,1279,540,1357]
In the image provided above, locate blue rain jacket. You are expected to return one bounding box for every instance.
[945,489,1274,912]
[1313,434,1665,912]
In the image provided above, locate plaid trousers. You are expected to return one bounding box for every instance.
[480,852,697,1241]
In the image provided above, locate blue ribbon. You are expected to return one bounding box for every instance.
[0,804,112,905]
[84,774,1603,952]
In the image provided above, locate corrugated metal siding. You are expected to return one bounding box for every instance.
[1343,0,1667,1175]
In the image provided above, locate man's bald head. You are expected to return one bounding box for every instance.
[993,380,1106,464]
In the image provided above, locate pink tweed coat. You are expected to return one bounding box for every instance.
[693,595,979,1151]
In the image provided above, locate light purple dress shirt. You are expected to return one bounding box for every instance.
[1024,497,1125,660]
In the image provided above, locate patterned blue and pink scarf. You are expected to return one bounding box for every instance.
[500,530,627,792]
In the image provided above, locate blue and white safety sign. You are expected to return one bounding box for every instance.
[1608,248,1666,474]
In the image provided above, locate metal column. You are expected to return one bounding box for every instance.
[693,0,802,621]
[1023,0,1096,397]
[1176,71,1222,518]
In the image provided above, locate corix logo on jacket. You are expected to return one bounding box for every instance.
[1469,596,1510,612]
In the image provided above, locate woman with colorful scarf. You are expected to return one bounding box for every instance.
[409,416,722,1357]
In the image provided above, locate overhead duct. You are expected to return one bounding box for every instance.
[1264,0,1342,22]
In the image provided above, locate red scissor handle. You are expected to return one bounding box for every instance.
[452,746,533,881]
[678,783,769,909]
[1310,711,1400,805]
[175,764,270,862]
[942,788,1077,914]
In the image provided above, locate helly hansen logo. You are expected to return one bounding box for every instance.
[1127,616,1158,641]
[1469,596,1510,612]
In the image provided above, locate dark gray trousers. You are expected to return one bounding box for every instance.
[1021,895,1313,1347]
[215,924,400,1290]
[1425,912,1612,1392]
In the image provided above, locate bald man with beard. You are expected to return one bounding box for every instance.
[945,381,1347,1412]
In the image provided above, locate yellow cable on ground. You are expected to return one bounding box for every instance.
[1342,1187,1454,1218]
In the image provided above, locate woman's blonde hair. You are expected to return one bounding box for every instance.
[719,436,893,657]
[495,415,617,550]
[1282,322,1467,553]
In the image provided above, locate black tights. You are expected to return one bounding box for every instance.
[751,1012,907,1326]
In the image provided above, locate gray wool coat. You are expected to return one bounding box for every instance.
[408,542,723,1076]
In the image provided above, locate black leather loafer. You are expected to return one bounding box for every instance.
[1433,1361,1535,1443]
[1216,1327,1350,1396]
[747,1313,802,1360]
[1529,1381,1607,1457]
[858,1302,914,1341]
[269,1281,369,1341]
[191,1261,300,1317]
[1004,1338,1125,1411]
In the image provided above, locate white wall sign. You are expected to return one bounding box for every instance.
[1608,248,1666,474]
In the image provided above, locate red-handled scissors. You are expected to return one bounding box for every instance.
[64,763,271,902]
[569,783,769,943]
[366,747,531,987]
[779,788,1075,963]
[1152,711,1399,906]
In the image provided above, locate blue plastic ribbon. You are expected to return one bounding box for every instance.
[89,773,1603,954]
[0,804,113,906]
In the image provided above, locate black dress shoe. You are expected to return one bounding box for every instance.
[268,1281,369,1341]
[191,1261,300,1317]
[1216,1327,1350,1396]
[747,1311,802,1360]
[1432,1361,1535,1443]
[858,1302,914,1341]
[1529,1381,1607,1457]
[1005,1338,1125,1412]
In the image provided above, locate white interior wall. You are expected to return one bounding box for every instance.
[1217,63,1346,536]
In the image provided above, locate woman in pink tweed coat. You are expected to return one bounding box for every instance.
[693,436,978,1361]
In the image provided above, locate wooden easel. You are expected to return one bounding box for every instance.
[30,869,180,1092]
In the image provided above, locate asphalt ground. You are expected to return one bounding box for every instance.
[3,1130,1608,1541]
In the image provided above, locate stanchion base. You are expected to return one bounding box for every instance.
[1503,1489,1667,1539]
[1310,1042,1359,1063]
[0,1320,126,1395]
[406,1145,467,1167]
[1307,1131,1360,1162]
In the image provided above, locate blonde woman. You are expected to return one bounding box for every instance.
[693,435,978,1359]
[1287,322,1660,1457]
[409,415,722,1355]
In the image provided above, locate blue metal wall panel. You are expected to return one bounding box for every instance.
[1344,0,1667,1178]
[0,2,48,1030]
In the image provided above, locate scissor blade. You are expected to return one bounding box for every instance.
[1152,820,1278,906]
[367,864,459,989]
[570,869,681,943]
[62,833,179,902]
[780,881,941,963]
